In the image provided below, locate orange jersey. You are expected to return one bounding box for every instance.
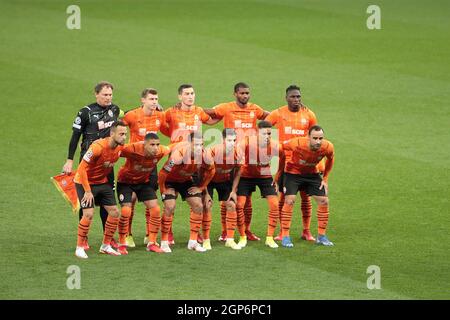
[265,105,317,143]
[213,101,265,134]
[122,107,166,143]
[74,138,123,188]
[161,142,214,183]
[239,136,281,178]
[164,105,210,143]
[207,144,243,183]
[283,137,334,177]
[118,142,170,184]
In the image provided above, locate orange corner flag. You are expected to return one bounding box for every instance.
[51,173,80,213]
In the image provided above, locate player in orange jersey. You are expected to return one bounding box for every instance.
[205,82,270,242]
[164,84,218,143]
[121,88,167,248]
[73,121,127,259]
[158,132,216,253]
[163,84,219,245]
[235,121,281,249]
[280,125,335,248]
[116,133,171,254]
[266,84,319,242]
[204,128,243,250]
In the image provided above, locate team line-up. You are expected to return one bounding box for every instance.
[62,82,335,259]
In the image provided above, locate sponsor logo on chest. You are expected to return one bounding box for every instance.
[98,120,115,130]
[284,127,305,136]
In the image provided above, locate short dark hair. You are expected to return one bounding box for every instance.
[309,125,324,135]
[234,82,249,93]
[286,84,301,95]
[257,120,272,129]
[94,81,114,94]
[222,128,237,138]
[111,120,126,131]
[145,132,159,141]
[141,88,158,98]
[178,84,193,94]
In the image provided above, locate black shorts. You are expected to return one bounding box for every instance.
[207,181,232,201]
[75,183,116,209]
[237,177,277,197]
[149,167,158,191]
[277,170,285,191]
[283,172,327,197]
[162,180,202,201]
[117,182,157,204]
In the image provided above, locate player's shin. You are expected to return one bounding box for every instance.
[77,215,92,247]
[236,196,247,236]
[266,196,279,237]
[226,208,237,239]
[202,208,212,241]
[148,206,161,244]
[220,201,227,235]
[189,209,203,241]
[119,206,131,245]
[317,204,329,235]
[244,196,253,231]
[103,215,120,245]
[300,191,312,232]
[280,202,294,238]
[160,214,173,241]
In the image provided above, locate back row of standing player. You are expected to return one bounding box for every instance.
[64,82,335,258]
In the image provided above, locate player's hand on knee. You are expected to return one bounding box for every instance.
[272,180,279,193]
[81,191,94,207]
[203,193,212,208]
[227,191,237,204]
[187,187,201,195]
[319,180,328,195]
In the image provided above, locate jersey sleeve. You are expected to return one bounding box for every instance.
[120,143,136,158]
[309,109,318,126]
[199,108,211,123]
[162,147,184,172]
[121,110,133,127]
[81,143,102,163]
[159,145,171,157]
[254,105,266,120]
[325,141,334,159]
[212,104,226,118]
[72,107,89,132]
[265,109,279,126]
[282,138,298,151]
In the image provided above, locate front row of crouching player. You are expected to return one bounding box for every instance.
[73,121,334,258]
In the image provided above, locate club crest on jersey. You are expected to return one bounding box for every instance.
[250,111,255,118]
[139,128,146,136]
[108,110,113,117]
[194,115,199,121]
[155,119,160,127]
[301,118,308,125]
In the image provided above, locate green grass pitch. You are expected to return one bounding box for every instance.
[0,0,449,299]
